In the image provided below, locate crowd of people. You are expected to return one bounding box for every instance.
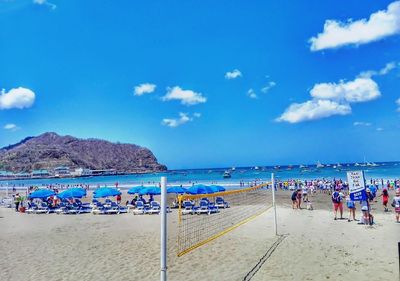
[285,179,400,224]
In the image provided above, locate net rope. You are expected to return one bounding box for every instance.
[177,183,272,256]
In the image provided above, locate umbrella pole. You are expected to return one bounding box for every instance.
[160,176,167,281]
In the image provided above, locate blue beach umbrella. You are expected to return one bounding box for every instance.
[167,186,187,194]
[28,189,55,199]
[210,185,226,192]
[57,188,86,199]
[138,187,161,195]
[187,184,215,195]
[127,186,144,195]
[93,187,121,198]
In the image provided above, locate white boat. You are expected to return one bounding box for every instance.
[354,163,361,166]
[223,171,231,178]
[254,166,259,170]
[231,167,236,171]
[316,161,324,168]
[337,163,342,167]
[299,164,307,169]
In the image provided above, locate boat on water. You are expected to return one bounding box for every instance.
[231,167,236,171]
[316,161,324,168]
[299,164,307,169]
[254,166,259,170]
[223,171,231,178]
[274,165,280,170]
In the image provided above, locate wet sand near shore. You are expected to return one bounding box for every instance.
[0,190,398,281]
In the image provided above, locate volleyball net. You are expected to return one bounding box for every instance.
[177,183,272,257]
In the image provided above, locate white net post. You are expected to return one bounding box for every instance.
[160,176,167,281]
[271,173,278,236]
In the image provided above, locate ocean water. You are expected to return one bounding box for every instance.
[1,162,400,188]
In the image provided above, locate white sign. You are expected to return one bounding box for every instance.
[347,171,366,201]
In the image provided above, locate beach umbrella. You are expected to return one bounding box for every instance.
[187,184,215,195]
[93,187,121,198]
[167,186,187,194]
[210,185,226,192]
[57,188,86,199]
[28,189,55,199]
[138,187,161,195]
[127,186,144,195]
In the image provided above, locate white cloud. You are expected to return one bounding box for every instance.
[247,89,258,99]
[261,81,276,93]
[277,67,386,123]
[162,86,206,106]
[353,121,372,126]
[310,77,381,103]
[359,62,399,78]
[134,83,156,96]
[161,112,200,128]
[225,69,242,80]
[276,99,351,123]
[396,98,400,111]
[33,0,56,10]
[376,127,384,131]
[3,123,19,131]
[309,1,400,51]
[0,87,35,110]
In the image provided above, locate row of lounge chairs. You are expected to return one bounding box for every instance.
[25,199,127,215]
[181,197,230,215]
[24,196,230,216]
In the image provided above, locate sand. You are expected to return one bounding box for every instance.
[0,190,399,281]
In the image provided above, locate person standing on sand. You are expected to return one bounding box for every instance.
[345,194,356,222]
[332,188,344,220]
[291,190,298,209]
[391,188,400,223]
[14,193,20,212]
[296,188,302,209]
[116,193,121,204]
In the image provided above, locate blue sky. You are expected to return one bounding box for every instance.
[1,0,400,169]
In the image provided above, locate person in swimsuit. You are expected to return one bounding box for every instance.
[332,188,343,220]
[345,194,356,222]
[391,188,400,223]
[379,188,389,212]
[296,189,302,209]
[291,190,298,209]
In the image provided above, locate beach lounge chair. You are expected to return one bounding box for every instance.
[146,201,161,215]
[196,199,219,215]
[132,200,147,215]
[181,200,196,215]
[91,201,106,215]
[215,197,230,208]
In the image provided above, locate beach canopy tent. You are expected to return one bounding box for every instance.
[57,188,86,199]
[28,189,55,199]
[127,186,144,195]
[187,184,215,195]
[138,187,161,196]
[167,186,187,194]
[210,185,226,192]
[93,187,121,198]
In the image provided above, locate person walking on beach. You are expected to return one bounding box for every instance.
[379,188,390,212]
[391,189,400,223]
[345,194,356,222]
[332,188,344,220]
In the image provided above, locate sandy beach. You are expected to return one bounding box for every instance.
[0,190,399,281]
